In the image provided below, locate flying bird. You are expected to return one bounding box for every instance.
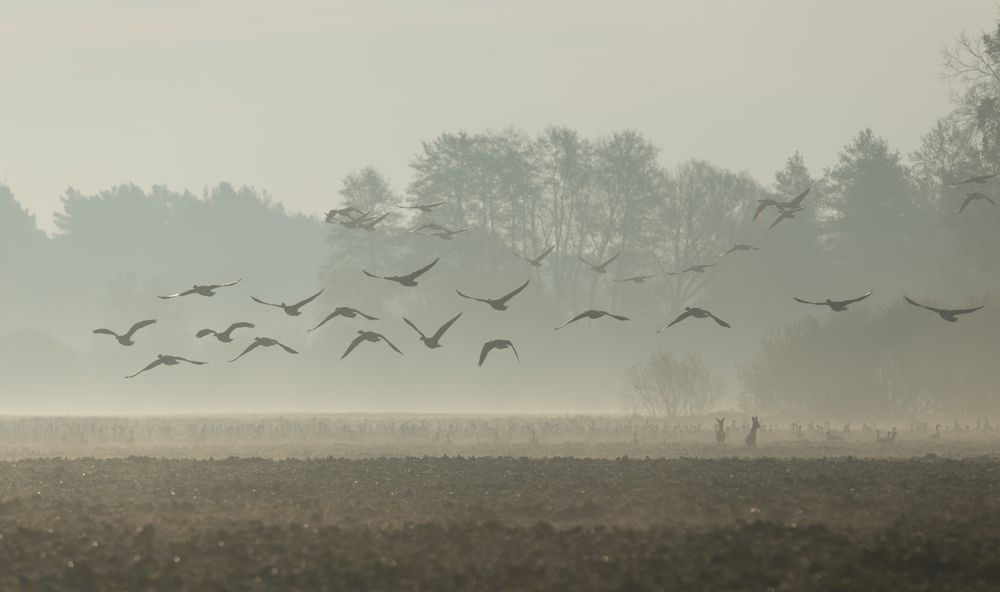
[780,188,811,209]
[363,258,439,287]
[658,307,731,332]
[229,337,298,362]
[125,354,206,379]
[403,312,462,349]
[904,296,985,322]
[195,321,255,342]
[721,244,760,256]
[456,279,530,311]
[668,264,716,275]
[358,212,391,231]
[959,192,997,213]
[398,202,446,212]
[341,330,403,359]
[158,280,241,299]
[614,275,657,283]
[753,199,783,221]
[478,339,519,367]
[555,309,629,330]
[250,289,324,316]
[337,212,375,229]
[409,223,449,234]
[794,291,872,312]
[515,245,555,268]
[308,307,379,332]
[325,207,365,223]
[578,252,620,274]
[769,207,804,229]
[947,173,999,186]
[429,227,470,240]
[93,319,157,346]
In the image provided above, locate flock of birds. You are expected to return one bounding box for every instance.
[95,176,992,379]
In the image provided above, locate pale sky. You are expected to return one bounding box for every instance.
[1,0,995,232]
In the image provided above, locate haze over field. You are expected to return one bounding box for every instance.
[2,2,1000,416]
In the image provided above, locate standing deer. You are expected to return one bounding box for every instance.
[715,418,726,445]
[745,416,761,449]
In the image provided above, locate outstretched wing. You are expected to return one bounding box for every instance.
[555,311,589,330]
[362,270,385,280]
[229,340,262,363]
[195,328,216,338]
[951,305,986,316]
[534,245,555,263]
[225,321,255,333]
[497,279,530,304]
[402,316,427,339]
[158,288,196,299]
[706,312,732,328]
[354,309,379,320]
[787,188,811,207]
[174,357,207,365]
[507,341,520,362]
[793,297,824,306]
[292,289,324,309]
[577,255,595,268]
[478,341,497,366]
[125,357,164,379]
[380,335,403,355]
[124,319,157,339]
[308,312,338,332]
[400,258,440,281]
[341,334,367,360]
[658,310,693,333]
[769,212,789,228]
[904,296,940,313]
[606,312,630,321]
[599,252,621,268]
[93,328,118,337]
[959,195,975,213]
[720,246,738,256]
[752,201,772,221]
[250,295,281,308]
[456,290,490,304]
[431,313,462,341]
[274,341,299,355]
[842,291,873,305]
[215,279,241,289]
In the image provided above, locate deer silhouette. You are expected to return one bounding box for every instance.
[745,416,761,449]
[715,418,726,445]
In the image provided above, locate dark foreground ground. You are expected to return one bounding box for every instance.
[2,455,999,591]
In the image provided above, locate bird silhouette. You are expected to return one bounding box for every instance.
[93,319,157,346]
[753,199,783,221]
[515,245,555,267]
[429,227,469,240]
[959,192,997,213]
[658,307,731,332]
[125,354,206,379]
[229,337,299,362]
[613,275,657,283]
[251,289,324,316]
[308,307,379,332]
[358,212,391,231]
[947,173,999,186]
[479,339,519,366]
[325,207,365,223]
[398,202,446,212]
[337,211,375,229]
[195,321,255,342]
[667,264,716,275]
[403,312,462,348]
[409,223,448,234]
[769,207,803,228]
[555,310,629,330]
[363,258,439,287]
[456,279,530,311]
[578,252,620,273]
[158,280,241,299]
[794,291,872,312]
[720,244,760,256]
[341,330,403,359]
[904,296,985,322]
[779,188,810,209]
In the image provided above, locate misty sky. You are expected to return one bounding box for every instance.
[1,1,994,232]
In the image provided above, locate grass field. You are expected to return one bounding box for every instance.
[2,415,999,590]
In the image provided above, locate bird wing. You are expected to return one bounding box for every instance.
[380,335,403,355]
[946,178,970,186]
[555,311,589,330]
[93,328,118,337]
[599,252,621,267]
[534,245,555,263]
[250,295,281,308]
[706,312,732,328]
[308,312,338,332]
[216,280,241,288]
[275,341,299,355]
[362,270,385,280]
[788,188,811,207]
[456,289,490,304]
[478,342,497,366]
[752,201,772,221]
[292,289,324,309]
[400,258,439,281]
[793,297,824,306]
[720,246,737,256]
[341,334,367,359]
[497,279,530,304]
[125,357,165,379]
[402,316,427,339]
[508,341,520,361]
[158,288,195,299]
[658,310,693,333]
[431,312,462,341]
[842,291,874,305]
[577,255,595,268]
[606,312,630,321]
[959,195,975,213]
[423,201,445,209]
[195,328,216,338]
[904,296,939,313]
[124,319,157,338]
[354,309,379,320]
[226,322,255,333]
[950,304,985,316]
[987,195,997,205]
[174,357,207,365]
[229,341,262,363]
[768,212,789,228]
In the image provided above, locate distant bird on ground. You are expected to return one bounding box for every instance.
[251,289,324,316]
[158,280,241,299]
[125,354,206,379]
[721,244,760,256]
[614,275,657,283]
[555,309,629,330]
[947,173,999,186]
[398,202,446,212]
[478,339,519,367]
[93,319,157,346]
[364,258,439,287]
[429,227,470,240]
[325,207,365,223]
[794,291,873,312]
[959,192,997,213]
[769,207,804,228]
[308,307,379,332]
[515,245,555,267]
[403,312,462,348]
[196,321,255,342]
[668,264,716,275]
[904,296,985,322]
[409,223,448,234]
[578,252,620,274]
[358,212,391,231]
[658,307,731,332]
[342,330,403,359]
[456,279,530,311]
[229,337,298,362]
